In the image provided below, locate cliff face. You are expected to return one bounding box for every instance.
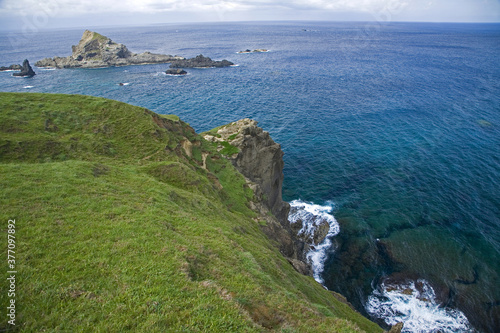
[204,119,288,220]
[35,30,183,68]
[203,119,311,274]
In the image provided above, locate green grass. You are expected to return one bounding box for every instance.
[219,141,240,156]
[0,93,382,332]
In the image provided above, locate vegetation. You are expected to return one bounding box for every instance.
[0,93,382,332]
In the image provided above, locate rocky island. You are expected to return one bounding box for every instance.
[35,30,184,69]
[169,54,234,68]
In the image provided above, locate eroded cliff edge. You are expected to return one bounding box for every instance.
[204,119,311,275]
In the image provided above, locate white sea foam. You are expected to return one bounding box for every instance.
[366,279,473,333]
[288,200,340,285]
[23,85,34,89]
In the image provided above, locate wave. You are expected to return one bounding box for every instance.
[366,279,473,333]
[23,85,34,89]
[288,200,339,284]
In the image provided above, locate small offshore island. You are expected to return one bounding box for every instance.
[35,30,234,71]
[35,30,184,69]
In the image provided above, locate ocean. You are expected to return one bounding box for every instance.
[1,21,499,332]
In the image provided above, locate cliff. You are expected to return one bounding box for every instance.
[203,119,312,274]
[35,30,183,68]
[0,93,384,332]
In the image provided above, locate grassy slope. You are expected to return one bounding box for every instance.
[0,93,382,332]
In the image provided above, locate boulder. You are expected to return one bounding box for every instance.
[12,59,35,77]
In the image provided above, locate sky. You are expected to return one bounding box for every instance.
[0,0,499,31]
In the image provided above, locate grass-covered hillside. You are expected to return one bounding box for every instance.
[0,93,382,332]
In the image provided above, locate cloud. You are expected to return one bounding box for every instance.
[0,0,411,16]
[0,0,498,25]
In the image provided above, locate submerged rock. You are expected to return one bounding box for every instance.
[237,49,269,53]
[169,54,233,68]
[12,59,35,77]
[35,30,184,69]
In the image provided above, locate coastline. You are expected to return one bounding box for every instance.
[1,22,498,332]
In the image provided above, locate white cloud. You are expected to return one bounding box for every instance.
[0,0,412,16]
[0,0,498,24]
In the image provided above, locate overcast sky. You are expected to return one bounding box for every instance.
[0,0,499,30]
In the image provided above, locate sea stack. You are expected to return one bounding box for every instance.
[12,59,35,77]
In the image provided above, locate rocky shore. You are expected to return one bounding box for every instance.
[35,30,184,69]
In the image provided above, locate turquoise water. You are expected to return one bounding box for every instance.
[1,22,499,332]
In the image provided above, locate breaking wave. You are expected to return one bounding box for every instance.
[366,279,473,333]
[288,200,340,285]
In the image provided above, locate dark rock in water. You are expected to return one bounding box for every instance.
[0,64,22,71]
[169,54,233,68]
[35,30,184,69]
[237,49,268,53]
[166,68,187,75]
[12,59,35,77]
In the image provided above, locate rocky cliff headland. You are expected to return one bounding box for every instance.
[0,92,387,332]
[35,30,184,69]
[204,119,314,275]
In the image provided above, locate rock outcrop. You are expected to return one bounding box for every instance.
[0,64,22,71]
[12,59,35,77]
[35,30,184,69]
[169,54,233,68]
[204,119,311,275]
[204,119,289,221]
[289,205,331,246]
[165,68,187,75]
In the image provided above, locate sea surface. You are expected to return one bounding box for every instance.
[1,21,499,332]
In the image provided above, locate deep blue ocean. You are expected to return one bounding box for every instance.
[1,21,499,332]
